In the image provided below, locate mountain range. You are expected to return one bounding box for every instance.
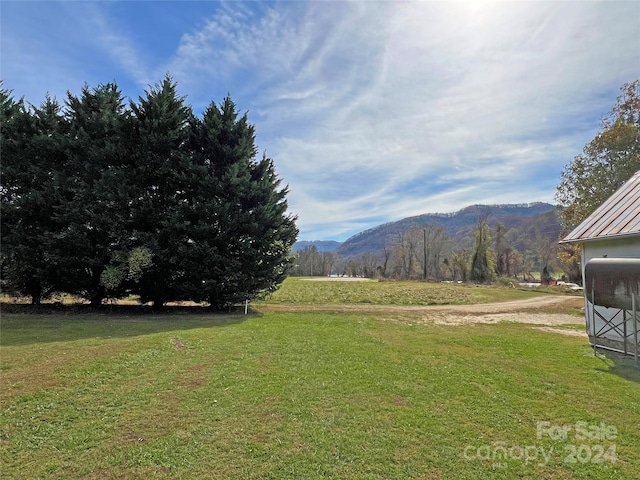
[294,202,561,260]
[292,240,343,252]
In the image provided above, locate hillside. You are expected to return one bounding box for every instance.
[335,202,560,259]
[293,240,342,252]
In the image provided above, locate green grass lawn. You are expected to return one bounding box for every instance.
[1,282,637,479]
[257,277,573,306]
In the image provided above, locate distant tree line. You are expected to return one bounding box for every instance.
[1,76,298,308]
[292,211,563,283]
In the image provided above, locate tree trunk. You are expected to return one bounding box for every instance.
[90,293,104,308]
[152,298,166,311]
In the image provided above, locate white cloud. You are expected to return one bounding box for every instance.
[89,12,154,88]
[2,1,638,242]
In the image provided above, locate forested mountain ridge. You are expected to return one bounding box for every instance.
[293,240,342,252]
[335,202,559,260]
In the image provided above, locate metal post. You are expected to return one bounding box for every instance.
[633,293,638,366]
[244,299,248,315]
[591,280,597,356]
[623,309,628,355]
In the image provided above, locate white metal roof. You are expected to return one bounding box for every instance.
[561,170,640,243]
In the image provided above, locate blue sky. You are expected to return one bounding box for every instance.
[2,1,639,241]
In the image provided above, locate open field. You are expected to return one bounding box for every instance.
[1,280,638,479]
[257,277,584,307]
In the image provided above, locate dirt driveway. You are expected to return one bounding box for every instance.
[425,296,586,337]
[258,295,587,337]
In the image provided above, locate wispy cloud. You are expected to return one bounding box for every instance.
[88,9,153,88]
[254,1,638,240]
[2,1,638,241]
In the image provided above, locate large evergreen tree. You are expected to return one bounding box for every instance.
[127,76,195,306]
[50,83,131,305]
[1,89,66,303]
[187,96,298,309]
[2,78,297,307]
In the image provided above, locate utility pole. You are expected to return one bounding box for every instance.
[423,228,427,280]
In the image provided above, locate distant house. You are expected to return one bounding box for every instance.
[561,170,640,360]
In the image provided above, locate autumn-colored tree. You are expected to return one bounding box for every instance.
[556,240,582,283]
[556,81,640,229]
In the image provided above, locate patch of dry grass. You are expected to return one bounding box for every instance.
[260,277,558,306]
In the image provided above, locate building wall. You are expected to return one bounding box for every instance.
[581,236,640,355]
[582,236,640,264]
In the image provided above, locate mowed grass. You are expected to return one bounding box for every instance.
[1,282,637,479]
[258,277,566,306]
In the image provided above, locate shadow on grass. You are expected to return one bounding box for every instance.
[0,303,260,347]
[592,348,640,383]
